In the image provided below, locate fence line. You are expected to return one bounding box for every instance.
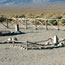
[2,18,65,30]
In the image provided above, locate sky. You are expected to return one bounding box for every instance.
[0,0,65,6]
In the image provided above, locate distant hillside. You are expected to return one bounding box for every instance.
[0,0,65,16]
[0,4,65,17]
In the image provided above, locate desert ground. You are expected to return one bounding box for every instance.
[0,23,65,65]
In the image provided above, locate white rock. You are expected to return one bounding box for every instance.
[20,47,25,50]
[7,37,12,42]
[53,35,59,45]
[10,45,18,48]
[57,43,64,47]
[45,41,50,45]
[12,37,18,41]
[10,45,12,47]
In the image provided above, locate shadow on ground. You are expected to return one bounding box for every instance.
[0,32,25,36]
[27,46,64,50]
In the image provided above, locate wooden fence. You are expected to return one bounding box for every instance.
[1,18,65,30]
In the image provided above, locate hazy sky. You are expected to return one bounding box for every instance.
[0,0,65,6]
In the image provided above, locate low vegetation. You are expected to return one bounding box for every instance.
[0,13,65,25]
[48,20,57,25]
[0,16,7,22]
[61,19,65,25]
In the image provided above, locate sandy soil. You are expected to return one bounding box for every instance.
[0,44,65,65]
[0,24,65,65]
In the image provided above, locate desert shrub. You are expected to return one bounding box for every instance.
[61,19,65,25]
[31,21,40,25]
[57,16,62,19]
[40,13,44,16]
[52,14,62,19]
[19,14,26,18]
[38,20,45,25]
[0,16,7,22]
[16,15,19,18]
[44,13,53,18]
[48,20,57,25]
[36,16,42,18]
[28,14,34,18]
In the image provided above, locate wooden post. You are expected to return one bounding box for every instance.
[34,20,37,30]
[57,19,60,30]
[45,20,48,30]
[12,38,15,47]
[6,19,9,28]
[13,41,15,47]
[26,41,28,50]
[63,39,65,45]
[25,20,27,29]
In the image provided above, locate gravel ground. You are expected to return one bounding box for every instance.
[0,24,65,65]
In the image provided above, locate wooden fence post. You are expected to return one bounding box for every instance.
[34,20,38,30]
[26,41,28,50]
[64,40,65,45]
[13,41,15,47]
[45,20,48,30]
[57,19,60,30]
[25,20,28,29]
[6,19,9,28]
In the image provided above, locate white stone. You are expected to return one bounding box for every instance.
[57,43,64,47]
[20,47,25,50]
[14,46,18,48]
[45,41,50,45]
[53,35,59,44]
[12,37,18,41]
[15,24,20,32]
[7,37,12,42]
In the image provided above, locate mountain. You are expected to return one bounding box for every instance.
[0,0,65,6]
